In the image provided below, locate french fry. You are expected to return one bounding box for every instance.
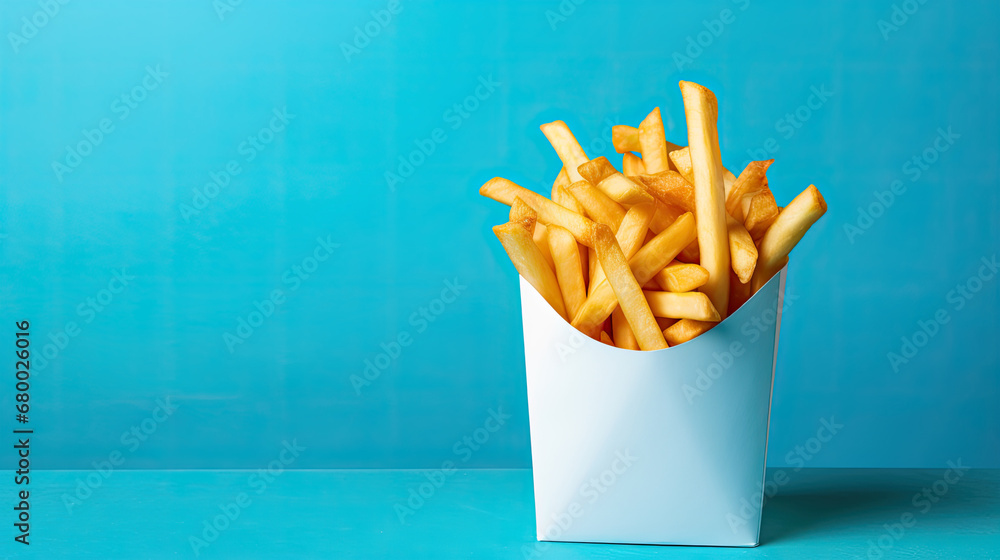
[566,180,626,230]
[669,146,737,195]
[622,152,645,176]
[599,331,614,346]
[638,108,670,174]
[547,225,588,320]
[726,160,773,221]
[509,197,537,233]
[668,147,693,183]
[540,121,589,183]
[643,290,721,322]
[589,202,656,293]
[750,185,826,292]
[636,171,696,213]
[533,223,556,271]
[508,198,555,269]
[612,125,640,153]
[654,261,709,292]
[744,189,780,240]
[551,184,589,286]
[578,157,655,206]
[480,177,597,247]
[593,224,668,350]
[577,156,618,184]
[727,215,758,284]
[612,306,640,350]
[663,319,716,346]
[493,221,567,320]
[571,212,696,336]
[680,80,730,318]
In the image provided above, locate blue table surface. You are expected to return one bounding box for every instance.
[2,468,997,559]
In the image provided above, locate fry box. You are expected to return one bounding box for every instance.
[519,267,787,547]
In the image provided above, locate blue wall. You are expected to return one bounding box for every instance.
[1,0,996,470]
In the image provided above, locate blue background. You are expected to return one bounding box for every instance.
[0,0,997,471]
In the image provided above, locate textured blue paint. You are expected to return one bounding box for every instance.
[0,0,997,469]
[3,468,997,558]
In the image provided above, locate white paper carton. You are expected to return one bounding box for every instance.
[520,267,787,547]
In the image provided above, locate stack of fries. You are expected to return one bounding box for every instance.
[481,81,826,350]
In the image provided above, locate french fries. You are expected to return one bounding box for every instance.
[727,216,757,284]
[550,183,589,284]
[751,185,827,292]
[744,189,780,240]
[654,261,709,293]
[638,108,671,174]
[493,221,567,321]
[680,80,730,319]
[727,160,773,221]
[509,197,537,232]
[612,125,640,153]
[481,82,827,349]
[547,225,588,320]
[593,224,668,350]
[663,319,716,346]
[612,306,640,350]
[540,121,589,183]
[644,290,721,322]
[636,171,696,213]
[622,152,645,176]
